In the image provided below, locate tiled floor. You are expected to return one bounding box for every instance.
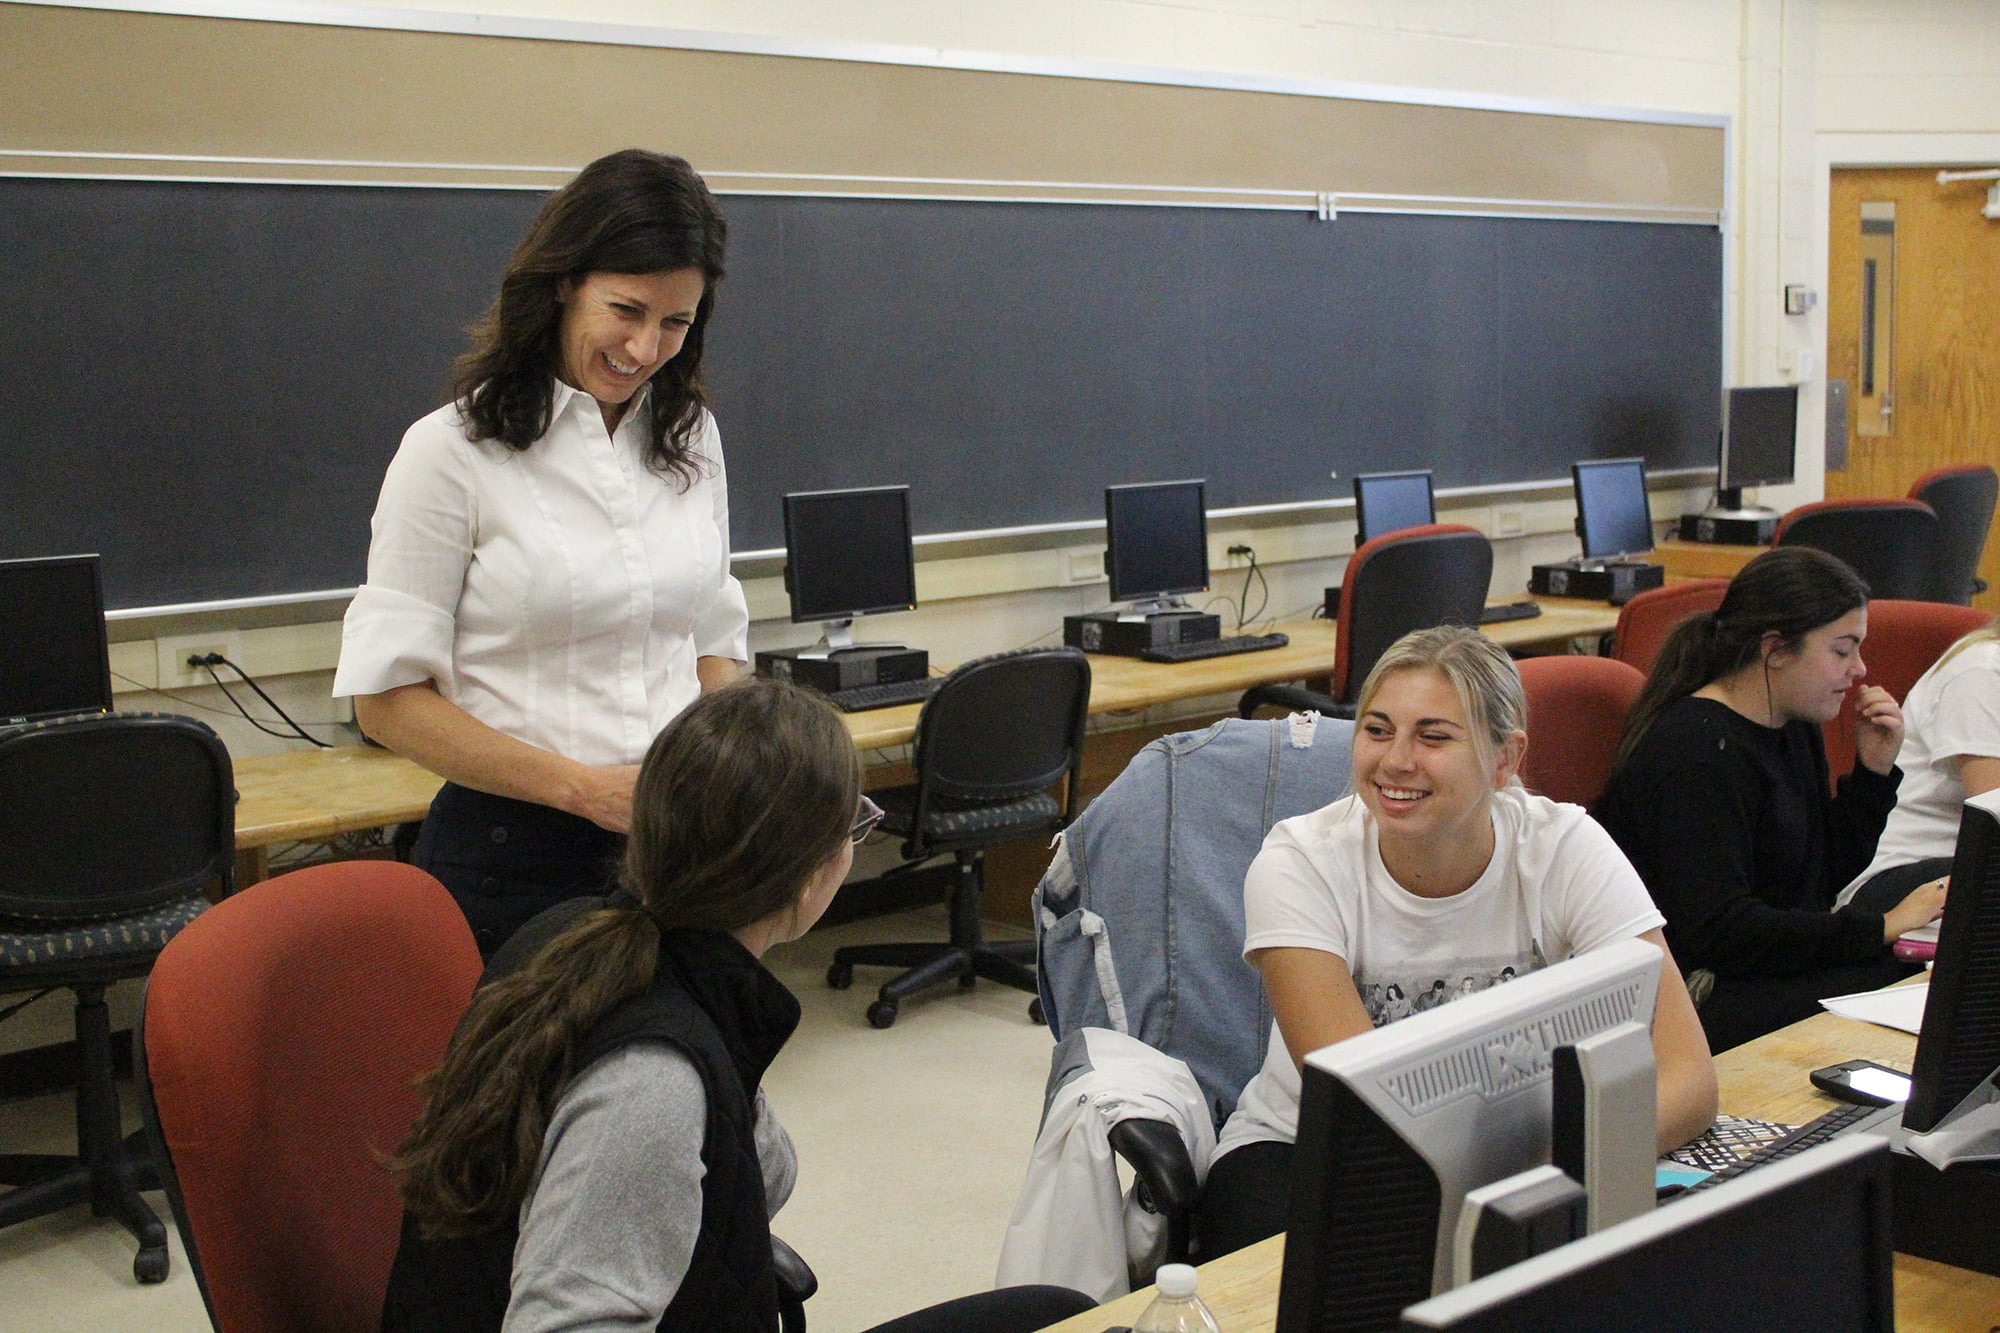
[0,907,1059,1333]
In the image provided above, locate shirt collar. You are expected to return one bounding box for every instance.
[550,376,652,431]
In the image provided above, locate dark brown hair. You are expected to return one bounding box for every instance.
[453,148,727,485]
[392,679,858,1236]
[1614,545,1870,770]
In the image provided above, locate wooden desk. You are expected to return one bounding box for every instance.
[230,598,1622,879]
[1654,537,1766,581]
[1037,1006,2000,1333]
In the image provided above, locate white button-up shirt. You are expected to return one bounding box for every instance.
[333,382,750,768]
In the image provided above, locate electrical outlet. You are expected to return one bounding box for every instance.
[1494,508,1526,537]
[1067,550,1106,584]
[156,632,243,689]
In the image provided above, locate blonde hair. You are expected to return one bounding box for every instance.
[1352,625,1526,775]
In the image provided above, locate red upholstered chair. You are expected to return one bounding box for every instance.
[1820,599,1993,784]
[1909,464,1998,605]
[1610,578,1730,677]
[136,861,480,1333]
[1516,656,1646,809]
[1239,524,1493,719]
[1774,498,1941,601]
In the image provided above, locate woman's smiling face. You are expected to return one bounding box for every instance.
[1353,665,1517,855]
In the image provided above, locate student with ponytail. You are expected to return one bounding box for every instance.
[381,678,1090,1332]
[1595,547,1945,1052]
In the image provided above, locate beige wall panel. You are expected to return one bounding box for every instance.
[2,4,1721,214]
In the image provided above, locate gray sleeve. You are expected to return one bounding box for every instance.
[752,1087,797,1217]
[503,1043,706,1333]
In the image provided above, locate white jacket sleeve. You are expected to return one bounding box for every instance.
[994,1028,1217,1303]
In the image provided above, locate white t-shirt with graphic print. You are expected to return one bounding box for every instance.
[1214,785,1664,1158]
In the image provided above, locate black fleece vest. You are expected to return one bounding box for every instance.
[381,913,802,1333]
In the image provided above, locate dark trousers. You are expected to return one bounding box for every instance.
[863,1286,1096,1333]
[1847,856,1954,915]
[412,782,624,960]
[1192,1139,1295,1262]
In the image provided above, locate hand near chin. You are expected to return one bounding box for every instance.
[1851,684,1904,776]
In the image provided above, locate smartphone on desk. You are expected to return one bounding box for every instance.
[1810,1059,1912,1107]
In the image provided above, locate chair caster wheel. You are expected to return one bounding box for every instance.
[134,1244,170,1284]
[866,999,898,1029]
[1029,997,1045,1025]
[827,961,853,989]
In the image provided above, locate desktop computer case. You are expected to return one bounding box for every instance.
[1062,610,1220,656]
[754,646,929,692]
[1528,562,1666,602]
[1889,1140,2000,1277]
[1678,513,1779,545]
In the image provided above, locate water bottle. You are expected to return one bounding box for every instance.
[1132,1262,1221,1333]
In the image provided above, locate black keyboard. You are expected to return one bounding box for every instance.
[822,677,942,713]
[1679,1101,1894,1196]
[1479,600,1544,625]
[1136,632,1290,664]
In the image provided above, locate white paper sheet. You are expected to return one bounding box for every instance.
[1820,980,1930,1035]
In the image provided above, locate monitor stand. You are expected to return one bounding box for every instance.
[1062,601,1220,657]
[753,619,929,693]
[1679,488,1780,545]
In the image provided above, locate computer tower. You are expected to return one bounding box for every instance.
[754,645,930,692]
[1062,610,1220,656]
[1528,561,1666,603]
[1678,513,1778,545]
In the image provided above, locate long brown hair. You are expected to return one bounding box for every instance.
[1613,545,1870,771]
[453,148,727,485]
[392,679,858,1237]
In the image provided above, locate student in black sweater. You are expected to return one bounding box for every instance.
[1595,547,1945,1052]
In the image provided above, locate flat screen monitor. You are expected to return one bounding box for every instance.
[781,486,919,634]
[1355,470,1437,547]
[1719,385,1800,505]
[1274,939,1662,1333]
[1900,785,2000,1161]
[1105,480,1209,607]
[1400,1137,1895,1332]
[0,554,113,725]
[1571,458,1656,563]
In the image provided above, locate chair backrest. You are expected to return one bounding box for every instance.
[1335,524,1494,702]
[908,646,1090,815]
[1034,715,1354,1126]
[1910,464,1998,605]
[138,860,481,1333]
[0,711,234,919]
[1774,498,1941,601]
[1820,599,1993,782]
[1516,656,1646,810]
[1610,578,1729,678]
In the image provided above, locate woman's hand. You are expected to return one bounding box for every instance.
[1851,684,1905,775]
[1882,876,1948,943]
[566,764,642,834]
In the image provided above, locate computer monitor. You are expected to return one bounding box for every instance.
[1571,458,1656,564]
[1274,939,1662,1333]
[1400,1137,1895,1332]
[1104,480,1210,610]
[1899,786,2000,1165]
[1355,470,1437,548]
[0,554,113,725]
[1717,385,1800,514]
[781,486,919,650]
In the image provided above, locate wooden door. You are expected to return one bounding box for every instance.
[1826,167,2000,609]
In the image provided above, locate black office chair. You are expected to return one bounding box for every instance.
[1910,464,1997,605]
[0,712,235,1283]
[1239,523,1492,719]
[1773,498,1941,601]
[827,648,1090,1029]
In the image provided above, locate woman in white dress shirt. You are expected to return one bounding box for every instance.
[334,149,750,956]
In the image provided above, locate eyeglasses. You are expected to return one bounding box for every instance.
[850,794,885,845]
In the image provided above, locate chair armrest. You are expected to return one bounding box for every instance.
[1238,684,1353,720]
[1107,1117,1201,1267]
[772,1233,817,1333]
